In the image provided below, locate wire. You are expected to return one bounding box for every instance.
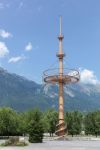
[63,58,73,68]
[48,59,59,69]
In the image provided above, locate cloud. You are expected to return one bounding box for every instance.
[18,2,24,9]
[0,42,9,57]
[0,29,12,38]
[37,6,43,12]
[8,55,26,63]
[25,42,33,51]
[0,2,10,10]
[80,69,98,85]
[0,3,4,9]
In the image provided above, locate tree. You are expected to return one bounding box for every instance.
[65,111,83,136]
[0,107,20,136]
[27,109,44,143]
[43,109,58,136]
[17,112,28,136]
[84,111,100,137]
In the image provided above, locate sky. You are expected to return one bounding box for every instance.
[0,0,100,84]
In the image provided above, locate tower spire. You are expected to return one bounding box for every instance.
[60,16,62,35]
[57,17,65,59]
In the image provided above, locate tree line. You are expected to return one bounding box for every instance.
[0,107,100,142]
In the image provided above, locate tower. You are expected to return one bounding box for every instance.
[56,16,65,136]
[43,17,80,136]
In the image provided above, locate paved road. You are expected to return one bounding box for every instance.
[0,140,100,150]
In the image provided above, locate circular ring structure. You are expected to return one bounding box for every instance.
[43,68,80,84]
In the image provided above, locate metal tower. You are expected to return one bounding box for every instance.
[43,17,80,136]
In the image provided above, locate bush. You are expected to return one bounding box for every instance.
[0,136,28,146]
[15,142,28,146]
[9,136,19,144]
[29,134,43,143]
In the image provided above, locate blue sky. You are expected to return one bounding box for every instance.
[0,0,100,83]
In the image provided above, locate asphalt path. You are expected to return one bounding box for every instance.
[0,140,100,150]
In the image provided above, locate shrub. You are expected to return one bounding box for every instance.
[27,109,44,143]
[0,136,28,146]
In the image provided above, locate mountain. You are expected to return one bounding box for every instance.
[0,67,100,112]
[0,67,49,111]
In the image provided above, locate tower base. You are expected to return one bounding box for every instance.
[55,121,67,136]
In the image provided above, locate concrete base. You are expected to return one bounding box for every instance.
[54,135,69,141]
